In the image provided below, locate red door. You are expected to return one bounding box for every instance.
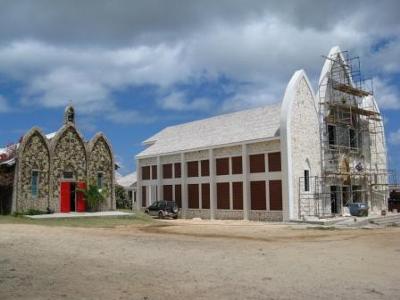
[60,182,71,213]
[76,182,86,212]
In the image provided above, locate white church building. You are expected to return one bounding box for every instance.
[135,46,388,221]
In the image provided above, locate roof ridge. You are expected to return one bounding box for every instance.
[164,102,280,131]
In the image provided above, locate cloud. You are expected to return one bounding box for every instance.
[389,129,400,145]
[373,77,400,110]
[0,95,10,112]
[221,85,281,112]
[158,91,213,111]
[0,1,399,46]
[0,2,398,121]
[105,109,156,125]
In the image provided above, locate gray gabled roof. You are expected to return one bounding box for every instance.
[137,102,281,158]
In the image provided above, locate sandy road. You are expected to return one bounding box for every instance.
[0,222,399,300]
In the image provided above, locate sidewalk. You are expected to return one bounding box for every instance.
[25,211,134,219]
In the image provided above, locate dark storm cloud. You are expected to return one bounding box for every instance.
[0,0,399,116]
[0,0,399,46]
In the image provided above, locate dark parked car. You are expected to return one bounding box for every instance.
[388,189,400,212]
[145,200,179,219]
[348,202,369,217]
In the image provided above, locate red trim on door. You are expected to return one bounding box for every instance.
[60,182,71,213]
[76,182,86,212]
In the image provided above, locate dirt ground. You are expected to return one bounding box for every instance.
[1,219,400,300]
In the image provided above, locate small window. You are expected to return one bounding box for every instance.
[151,165,157,180]
[201,160,209,177]
[63,171,74,179]
[216,158,229,176]
[141,166,150,180]
[250,154,265,173]
[187,161,199,177]
[31,171,39,198]
[349,128,357,149]
[304,170,310,192]
[97,173,104,188]
[328,125,336,146]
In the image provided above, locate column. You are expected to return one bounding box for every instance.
[157,156,162,201]
[136,159,142,210]
[209,149,216,220]
[181,153,188,217]
[242,144,250,220]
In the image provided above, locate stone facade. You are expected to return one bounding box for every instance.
[51,126,87,212]
[10,106,116,213]
[88,134,116,210]
[16,130,51,212]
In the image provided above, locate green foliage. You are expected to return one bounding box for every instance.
[79,184,107,211]
[25,209,47,215]
[115,184,131,209]
[12,209,47,216]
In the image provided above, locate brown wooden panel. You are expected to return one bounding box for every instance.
[269,180,282,210]
[201,183,210,209]
[232,182,243,210]
[174,163,181,178]
[251,181,266,210]
[175,184,182,208]
[188,184,199,208]
[141,166,150,180]
[141,186,147,207]
[151,165,157,179]
[232,156,242,174]
[187,161,199,177]
[163,185,173,201]
[217,182,230,209]
[163,164,173,179]
[250,154,265,173]
[201,160,209,177]
[268,152,281,172]
[216,158,229,176]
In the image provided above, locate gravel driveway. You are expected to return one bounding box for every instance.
[0,221,399,300]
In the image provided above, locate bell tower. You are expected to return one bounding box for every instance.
[64,105,75,125]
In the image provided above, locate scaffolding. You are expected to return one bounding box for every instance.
[299,50,390,218]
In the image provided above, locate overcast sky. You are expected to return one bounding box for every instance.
[0,0,399,175]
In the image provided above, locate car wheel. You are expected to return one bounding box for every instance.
[158,211,164,219]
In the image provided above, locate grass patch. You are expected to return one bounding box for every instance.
[0,211,155,228]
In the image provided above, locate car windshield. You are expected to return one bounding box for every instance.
[166,201,176,208]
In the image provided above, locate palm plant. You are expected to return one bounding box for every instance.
[78,184,107,211]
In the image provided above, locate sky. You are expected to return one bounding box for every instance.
[0,0,399,176]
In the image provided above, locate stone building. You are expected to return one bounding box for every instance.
[135,46,388,221]
[0,106,116,214]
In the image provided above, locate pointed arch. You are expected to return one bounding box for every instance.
[50,124,87,211]
[15,127,51,212]
[280,70,320,220]
[87,132,115,210]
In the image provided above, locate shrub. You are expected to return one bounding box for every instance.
[115,185,131,209]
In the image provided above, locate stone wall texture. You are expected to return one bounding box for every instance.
[13,125,115,213]
[51,126,87,211]
[17,131,50,212]
[88,136,114,210]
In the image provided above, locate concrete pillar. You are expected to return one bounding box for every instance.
[157,156,162,201]
[181,153,188,217]
[209,149,216,220]
[136,159,142,210]
[242,144,250,220]
[229,181,233,210]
